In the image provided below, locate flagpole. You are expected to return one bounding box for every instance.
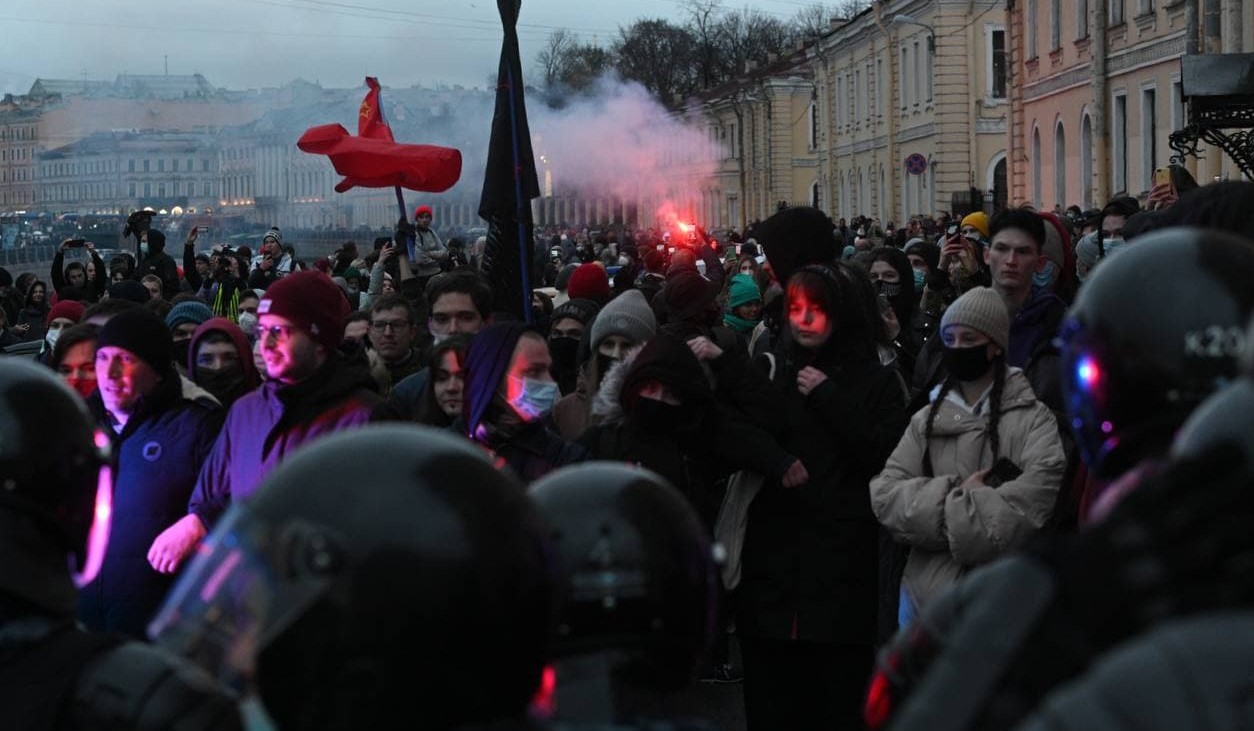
[504,63,533,325]
[372,78,415,260]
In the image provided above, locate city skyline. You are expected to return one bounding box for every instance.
[0,0,826,97]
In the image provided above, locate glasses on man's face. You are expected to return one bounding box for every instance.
[260,324,297,343]
[369,319,411,333]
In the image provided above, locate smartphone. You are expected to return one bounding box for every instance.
[1154,167,1172,187]
[66,238,86,248]
[985,457,1023,488]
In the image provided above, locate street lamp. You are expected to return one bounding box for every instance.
[892,13,936,54]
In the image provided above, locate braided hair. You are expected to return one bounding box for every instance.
[922,355,1008,474]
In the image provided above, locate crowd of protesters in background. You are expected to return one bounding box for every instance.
[3,163,1253,729]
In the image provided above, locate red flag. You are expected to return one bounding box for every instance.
[297,123,462,193]
[358,77,395,142]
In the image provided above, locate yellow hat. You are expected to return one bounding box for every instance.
[961,211,990,239]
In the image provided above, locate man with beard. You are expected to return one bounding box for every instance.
[145,271,393,576]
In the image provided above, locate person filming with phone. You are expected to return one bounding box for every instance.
[871,286,1065,629]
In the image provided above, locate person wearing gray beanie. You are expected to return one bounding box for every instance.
[552,289,657,441]
[165,300,215,373]
[939,286,1009,355]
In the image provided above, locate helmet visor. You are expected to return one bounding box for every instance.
[147,504,335,688]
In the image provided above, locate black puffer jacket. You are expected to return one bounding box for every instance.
[580,334,792,530]
[738,344,908,644]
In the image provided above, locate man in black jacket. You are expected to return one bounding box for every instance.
[79,308,222,638]
[132,229,181,300]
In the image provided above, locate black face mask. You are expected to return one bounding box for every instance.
[633,397,681,429]
[172,340,191,370]
[874,279,902,299]
[198,365,248,406]
[942,344,993,382]
[548,336,580,372]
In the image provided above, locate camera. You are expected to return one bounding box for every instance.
[946,224,960,237]
[65,238,86,248]
[123,210,156,238]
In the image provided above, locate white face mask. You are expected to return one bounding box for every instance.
[45,327,61,349]
[237,311,258,337]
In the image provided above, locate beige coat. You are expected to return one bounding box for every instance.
[870,367,1065,610]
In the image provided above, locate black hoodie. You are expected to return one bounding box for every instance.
[134,230,181,299]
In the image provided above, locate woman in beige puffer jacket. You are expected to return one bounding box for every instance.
[870,287,1066,625]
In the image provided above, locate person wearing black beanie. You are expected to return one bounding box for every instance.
[82,307,223,638]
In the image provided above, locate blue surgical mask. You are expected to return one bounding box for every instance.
[1032,260,1056,290]
[913,268,926,292]
[1104,238,1128,259]
[507,375,560,421]
[139,242,149,257]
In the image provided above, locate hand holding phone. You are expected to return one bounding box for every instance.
[985,457,1023,488]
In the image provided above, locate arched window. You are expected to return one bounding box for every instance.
[1081,113,1094,208]
[1032,126,1043,209]
[1054,120,1067,208]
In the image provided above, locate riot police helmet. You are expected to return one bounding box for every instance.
[1059,227,1254,479]
[0,359,110,614]
[528,463,718,689]
[149,425,557,731]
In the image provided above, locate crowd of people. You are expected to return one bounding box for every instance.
[1,172,1253,730]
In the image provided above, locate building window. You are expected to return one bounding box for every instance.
[1055,122,1067,207]
[1027,0,1038,59]
[1141,87,1157,192]
[1172,79,1184,133]
[988,29,1008,98]
[144,182,151,197]
[913,41,923,104]
[202,159,210,172]
[158,159,165,173]
[1138,0,1153,15]
[1077,0,1089,38]
[1113,92,1128,193]
[1081,113,1094,208]
[811,181,820,209]
[1110,0,1125,25]
[143,160,150,173]
[901,47,910,109]
[1051,0,1061,49]
[1032,126,1043,208]
[876,57,884,116]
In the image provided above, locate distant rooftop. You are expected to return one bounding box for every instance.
[29,73,220,100]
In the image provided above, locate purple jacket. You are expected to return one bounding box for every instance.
[189,355,394,528]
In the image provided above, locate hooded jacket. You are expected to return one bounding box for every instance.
[80,373,222,637]
[133,232,181,299]
[581,335,794,529]
[188,354,394,528]
[187,317,261,409]
[869,367,1065,610]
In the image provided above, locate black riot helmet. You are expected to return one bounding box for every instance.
[149,425,557,731]
[0,359,111,614]
[528,463,718,689]
[1059,227,1254,479]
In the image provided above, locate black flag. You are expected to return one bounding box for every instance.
[478,0,541,323]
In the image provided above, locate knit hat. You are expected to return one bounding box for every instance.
[550,298,600,328]
[262,227,283,246]
[258,271,350,353]
[590,289,657,351]
[165,300,214,331]
[96,307,174,377]
[46,299,85,326]
[567,263,610,306]
[904,240,941,271]
[341,267,363,283]
[754,206,838,285]
[961,212,990,239]
[940,287,1009,352]
[414,205,433,218]
[727,273,761,310]
[107,279,151,304]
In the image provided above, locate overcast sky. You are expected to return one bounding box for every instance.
[0,0,819,97]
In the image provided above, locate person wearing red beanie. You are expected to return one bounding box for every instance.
[42,299,86,356]
[566,262,610,306]
[147,270,395,576]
